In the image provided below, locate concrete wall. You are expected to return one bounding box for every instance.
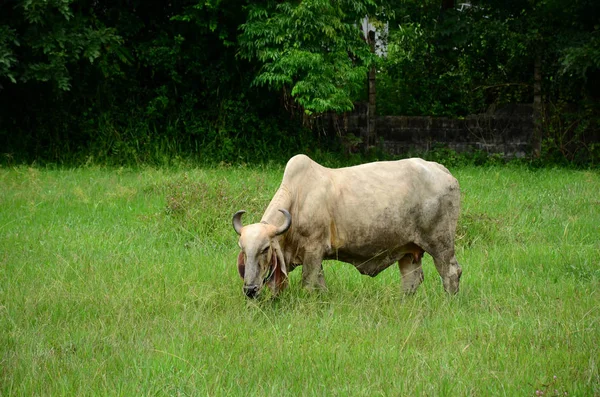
[344,104,534,158]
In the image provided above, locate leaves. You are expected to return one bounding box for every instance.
[560,35,600,81]
[378,0,600,116]
[1,0,121,90]
[1,0,598,166]
[239,0,377,115]
[0,25,18,83]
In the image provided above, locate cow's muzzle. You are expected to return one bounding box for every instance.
[243,285,260,299]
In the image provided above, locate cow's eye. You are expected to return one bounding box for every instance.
[261,246,269,254]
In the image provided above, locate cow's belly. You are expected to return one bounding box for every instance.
[324,242,422,277]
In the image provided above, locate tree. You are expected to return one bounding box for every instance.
[238,0,378,116]
[1,0,597,164]
[377,0,599,161]
[1,0,311,163]
[0,0,120,91]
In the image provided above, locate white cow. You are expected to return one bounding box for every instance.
[232,154,462,298]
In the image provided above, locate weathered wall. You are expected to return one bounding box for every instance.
[344,104,534,158]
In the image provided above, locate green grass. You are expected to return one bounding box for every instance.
[1,164,599,396]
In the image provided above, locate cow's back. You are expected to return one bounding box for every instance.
[280,156,458,250]
[327,158,457,245]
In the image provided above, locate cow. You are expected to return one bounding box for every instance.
[232,154,462,298]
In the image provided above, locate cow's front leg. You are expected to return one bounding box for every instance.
[301,253,327,291]
[398,254,424,294]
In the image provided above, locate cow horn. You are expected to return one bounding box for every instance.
[232,210,246,235]
[275,209,292,236]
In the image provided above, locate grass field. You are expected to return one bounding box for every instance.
[1,163,599,396]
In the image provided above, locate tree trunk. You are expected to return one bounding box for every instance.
[532,53,542,158]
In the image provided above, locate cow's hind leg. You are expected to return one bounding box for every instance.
[398,254,424,294]
[431,249,462,294]
[301,252,327,291]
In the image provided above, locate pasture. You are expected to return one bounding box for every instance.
[1,163,598,395]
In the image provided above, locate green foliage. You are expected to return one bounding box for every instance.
[407,145,506,168]
[378,1,534,117]
[378,0,599,116]
[1,0,121,90]
[376,21,488,116]
[561,33,600,74]
[0,0,322,165]
[539,100,600,167]
[0,0,599,166]
[239,0,377,114]
[0,25,18,83]
[372,0,600,166]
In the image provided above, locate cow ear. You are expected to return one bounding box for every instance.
[272,240,287,277]
[273,255,286,287]
[267,251,280,290]
[237,251,245,279]
[267,242,288,294]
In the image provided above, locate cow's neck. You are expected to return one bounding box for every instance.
[261,186,292,227]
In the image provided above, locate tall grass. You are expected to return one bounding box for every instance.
[0,164,598,395]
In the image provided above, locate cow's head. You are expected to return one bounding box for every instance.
[232,209,291,298]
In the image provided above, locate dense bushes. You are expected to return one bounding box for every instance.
[0,0,321,165]
[1,0,599,166]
